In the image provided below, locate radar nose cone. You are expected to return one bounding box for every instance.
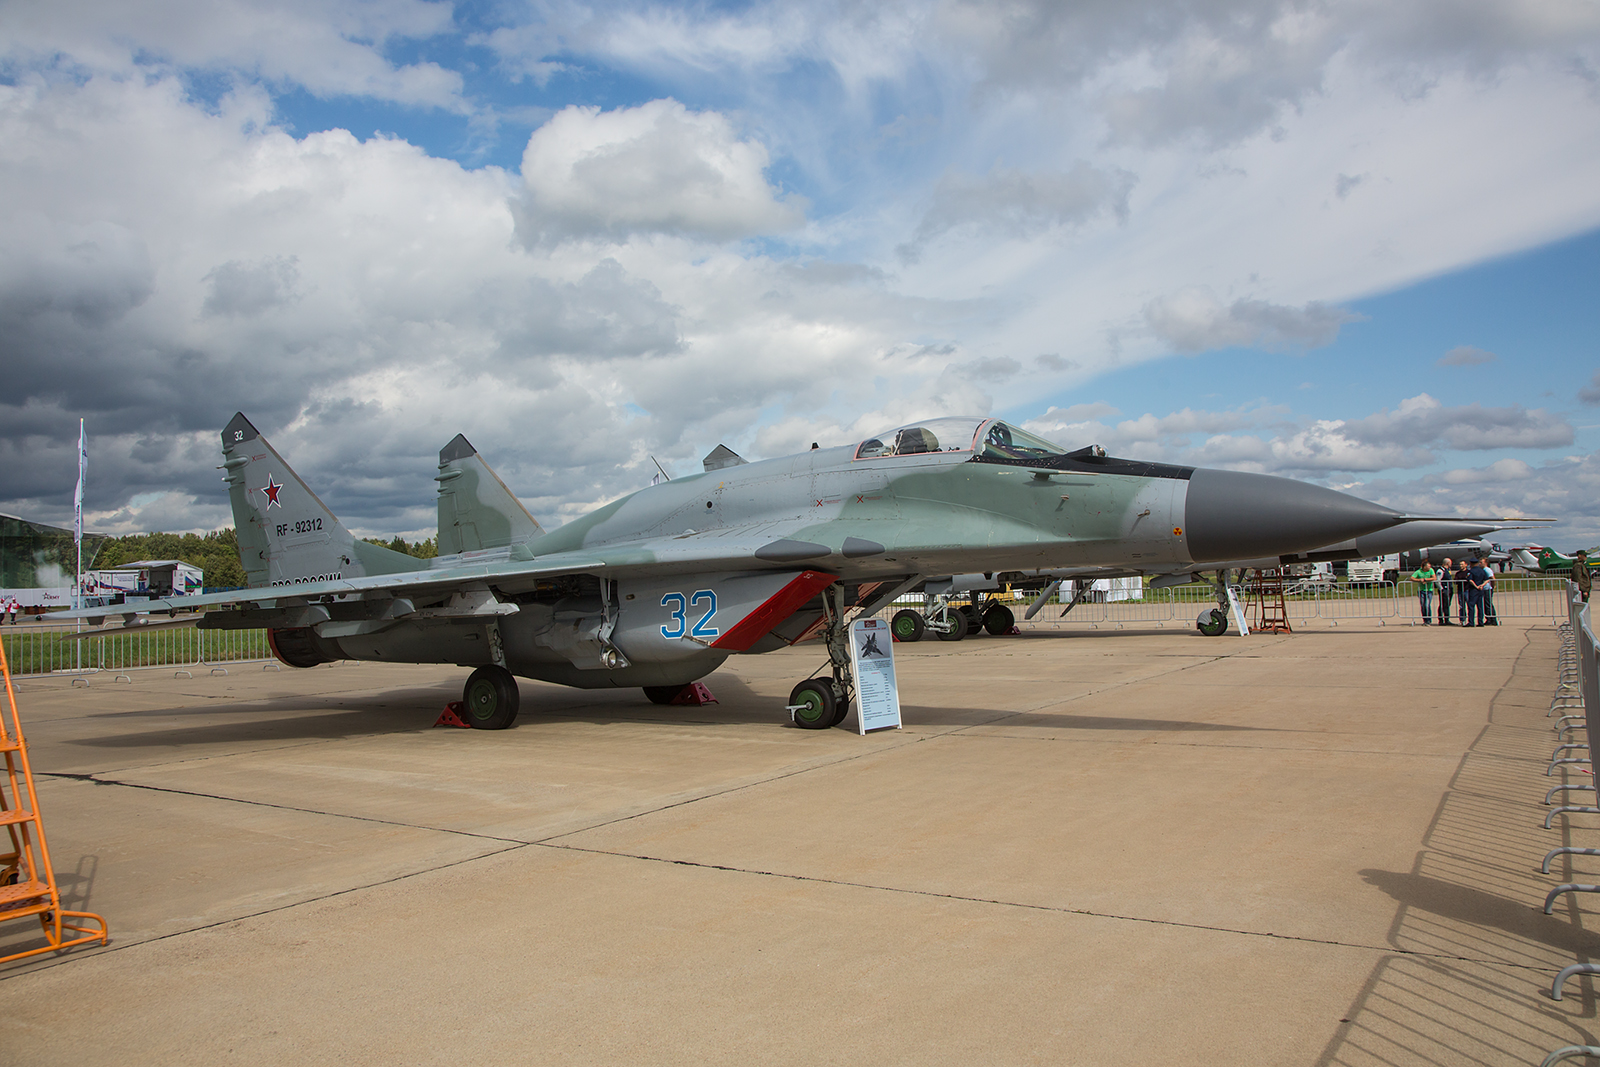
[1184,468,1402,563]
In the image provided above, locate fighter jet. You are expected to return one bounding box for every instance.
[1398,539,1512,572]
[73,413,1517,731]
[1513,545,1595,574]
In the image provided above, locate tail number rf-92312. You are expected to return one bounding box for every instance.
[660,590,719,639]
[276,518,324,537]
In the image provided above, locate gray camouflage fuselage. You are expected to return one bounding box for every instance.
[191,412,1414,690]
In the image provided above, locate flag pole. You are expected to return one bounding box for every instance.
[75,419,85,669]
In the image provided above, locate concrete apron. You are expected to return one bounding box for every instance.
[0,618,1591,1065]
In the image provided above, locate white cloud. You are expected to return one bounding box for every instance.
[1436,344,1496,366]
[0,76,979,535]
[1022,394,1574,476]
[897,163,1135,260]
[0,0,466,111]
[1143,287,1357,352]
[1579,371,1600,406]
[1356,451,1600,548]
[516,100,806,244]
[4,0,1600,541]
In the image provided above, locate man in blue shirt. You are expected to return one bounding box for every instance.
[1467,559,1493,626]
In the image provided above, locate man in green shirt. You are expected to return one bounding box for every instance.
[1412,562,1438,623]
[1577,549,1592,602]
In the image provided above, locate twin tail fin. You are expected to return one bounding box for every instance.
[221,413,429,587]
[435,434,543,555]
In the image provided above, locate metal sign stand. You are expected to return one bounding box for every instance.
[849,616,902,733]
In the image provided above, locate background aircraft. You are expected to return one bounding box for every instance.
[888,519,1527,641]
[1512,545,1596,574]
[74,413,1525,730]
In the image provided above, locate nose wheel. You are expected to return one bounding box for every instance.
[789,678,848,729]
[789,582,855,729]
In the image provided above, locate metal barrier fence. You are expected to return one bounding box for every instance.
[0,623,272,677]
[0,576,1573,673]
[891,576,1571,628]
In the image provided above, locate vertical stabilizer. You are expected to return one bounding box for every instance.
[435,434,543,555]
[221,413,428,587]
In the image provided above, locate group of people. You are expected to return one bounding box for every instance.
[1409,558,1498,626]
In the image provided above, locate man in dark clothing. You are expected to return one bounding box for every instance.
[1454,559,1472,625]
[1577,549,1592,603]
[1467,559,1493,625]
[1437,556,1455,623]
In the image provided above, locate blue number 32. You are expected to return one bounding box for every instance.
[661,590,718,639]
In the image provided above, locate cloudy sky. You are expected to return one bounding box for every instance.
[3,0,1599,549]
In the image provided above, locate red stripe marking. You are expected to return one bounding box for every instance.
[711,570,838,652]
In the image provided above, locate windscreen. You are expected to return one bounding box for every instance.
[855,417,986,459]
[978,421,1068,462]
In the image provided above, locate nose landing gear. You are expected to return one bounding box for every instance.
[789,583,854,729]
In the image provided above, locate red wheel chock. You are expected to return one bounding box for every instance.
[434,700,472,728]
[670,682,718,706]
[1007,625,1022,635]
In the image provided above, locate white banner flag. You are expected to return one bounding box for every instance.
[74,418,86,544]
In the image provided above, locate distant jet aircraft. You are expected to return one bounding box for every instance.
[1513,545,1595,574]
[1398,539,1512,571]
[72,413,1533,730]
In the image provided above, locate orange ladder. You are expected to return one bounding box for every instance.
[1248,568,1293,634]
[0,634,109,966]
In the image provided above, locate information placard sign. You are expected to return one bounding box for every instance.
[849,616,902,734]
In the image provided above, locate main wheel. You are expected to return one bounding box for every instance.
[983,605,1015,635]
[1196,608,1229,637]
[462,665,520,729]
[789,678,836,729]
[960,606,985,636]
[642,685,680,705]
[891,609,926,642]
[935,609,970,641]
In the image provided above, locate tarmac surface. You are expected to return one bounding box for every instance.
[1,615,1596,1065]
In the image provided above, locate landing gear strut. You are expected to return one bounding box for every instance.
[1196,569,1233,637]
[790,582,853,729]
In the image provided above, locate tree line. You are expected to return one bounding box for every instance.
[92,529,436,589]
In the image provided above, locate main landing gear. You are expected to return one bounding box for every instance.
[462,664,520,729]
[891,595,1015,643]
[789,583,853,730]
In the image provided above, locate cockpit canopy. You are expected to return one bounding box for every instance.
[854,417,1069,462]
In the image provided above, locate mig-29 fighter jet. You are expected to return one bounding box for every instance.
[74,413,1499,731]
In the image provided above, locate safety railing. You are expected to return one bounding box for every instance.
[889,576,1571,627]
[0,622,272,677]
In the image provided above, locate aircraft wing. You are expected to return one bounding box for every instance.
[60,552,611,625]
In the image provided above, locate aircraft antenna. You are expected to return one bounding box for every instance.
[649,455,671,483]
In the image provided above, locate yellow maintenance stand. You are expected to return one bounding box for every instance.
[0,636,109,966]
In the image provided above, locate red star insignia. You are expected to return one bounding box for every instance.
[260,474,284,510]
